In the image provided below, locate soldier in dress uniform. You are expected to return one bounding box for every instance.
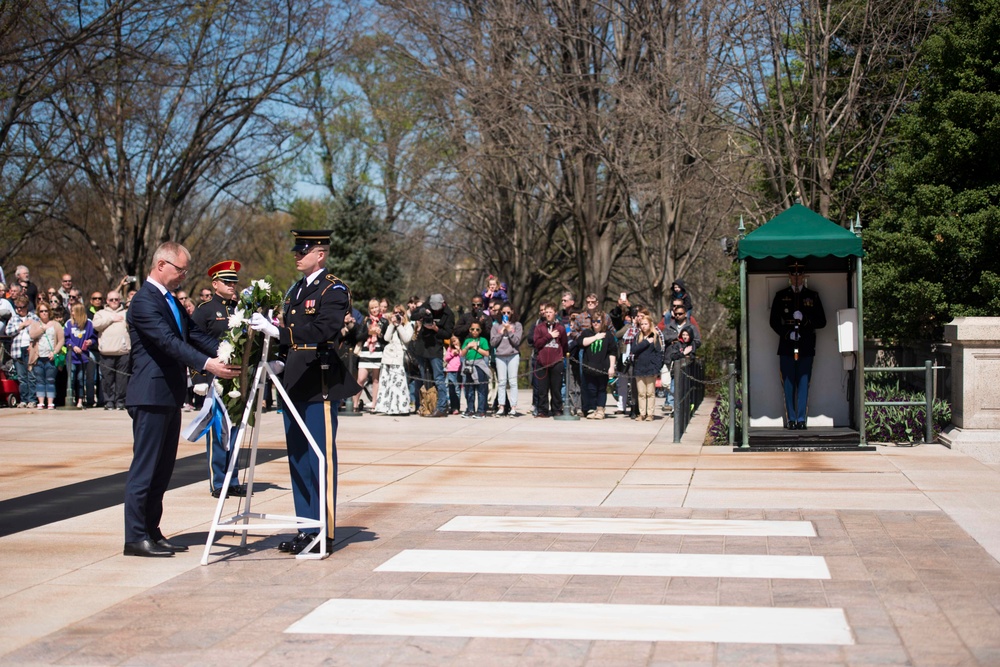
[769,260,826,430]
[250,230,360,555]
[190,260,247,498]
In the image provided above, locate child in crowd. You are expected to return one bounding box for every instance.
[444,336,463,414]
[666,328,696,363]
[481,275,508,303]
[64,303,97,408]
[671,279,693,316]
[461,324,490,418]
[631,312,664,422]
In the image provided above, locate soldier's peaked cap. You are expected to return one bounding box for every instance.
[208,260,241,282]
[291,229,333,253]
[787,260,806,275]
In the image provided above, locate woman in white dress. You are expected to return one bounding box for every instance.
[374,305,414,415]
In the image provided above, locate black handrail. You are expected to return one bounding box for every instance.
[673,358,705,443]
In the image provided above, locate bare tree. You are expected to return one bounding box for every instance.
[0,0,142,265]
[45,0,352,282]
[727,0,937,220]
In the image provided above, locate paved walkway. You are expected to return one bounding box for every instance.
[1,400,1000,665]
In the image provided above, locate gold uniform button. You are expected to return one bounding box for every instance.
[290,323,295,327]
[291,309,296,314]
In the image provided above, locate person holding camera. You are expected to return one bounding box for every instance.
[354,298,386,412]
[373,305,413,415]
[412,293,454,417]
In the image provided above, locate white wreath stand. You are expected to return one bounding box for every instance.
[201,334,329,564]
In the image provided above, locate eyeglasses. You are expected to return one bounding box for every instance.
[15,305,27,310]
[585,299,597,303]
[293,247,319,257]
[91,296,103,301]
[469,328,481,333]
[61,279,72,284]
[107,297,120,302]
[561,297,572,301]
[68,295,79,300]
[38,309,49,314]
[47,290,56,295]
[163,259,189,275]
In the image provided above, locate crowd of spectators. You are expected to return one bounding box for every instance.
[2,262,701,420]
[338,276,702,421]
[1,264,135,409]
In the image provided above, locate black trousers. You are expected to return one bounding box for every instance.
[535,361,563,416]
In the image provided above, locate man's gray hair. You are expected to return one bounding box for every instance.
[150,242,191,270]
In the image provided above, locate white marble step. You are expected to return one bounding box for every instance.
[287,599,854,645]
[438,515,817,537]
[377,548,831,580]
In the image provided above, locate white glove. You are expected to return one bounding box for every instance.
[266,360,285,374]
[789,331,800,342]
[250,312,279,339]
[793,310,803,321]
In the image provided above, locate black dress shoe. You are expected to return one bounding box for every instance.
[289,535,334,555]
[211,485,247,498]
[278,532,309,552]
[124,538,174,557]
[797,421,807,430]
[155,537,189,552]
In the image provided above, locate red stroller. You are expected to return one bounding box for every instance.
[1,358,21,407]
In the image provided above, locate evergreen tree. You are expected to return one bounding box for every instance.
[865,0,1000,340]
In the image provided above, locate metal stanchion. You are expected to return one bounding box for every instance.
[554,355,580,421]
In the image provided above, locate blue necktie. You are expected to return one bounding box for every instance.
[165,292,183,333]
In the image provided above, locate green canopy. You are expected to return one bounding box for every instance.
[737,204,864,260]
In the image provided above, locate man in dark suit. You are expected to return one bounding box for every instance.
[124,242,239,557]
[769,260,827,430]
[190,259,247,499]
[251,230,360,556]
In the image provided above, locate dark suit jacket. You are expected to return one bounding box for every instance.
[126,281,220,407]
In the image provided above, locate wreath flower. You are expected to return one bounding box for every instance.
[216,276,284,422]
